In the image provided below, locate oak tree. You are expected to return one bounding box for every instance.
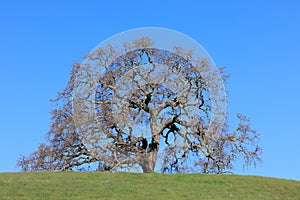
[18,37,261,173]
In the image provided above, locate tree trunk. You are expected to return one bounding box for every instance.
[140,151,158,173]
[140,114,160,173]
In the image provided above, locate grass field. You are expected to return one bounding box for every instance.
[0,172,299,199]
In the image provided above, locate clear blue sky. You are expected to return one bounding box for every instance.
[1,1,299,180]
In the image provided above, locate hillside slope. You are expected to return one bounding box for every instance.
[0,172,299,199]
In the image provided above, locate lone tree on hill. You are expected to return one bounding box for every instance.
[18,37,261,173]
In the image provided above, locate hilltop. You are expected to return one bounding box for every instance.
[0,172,299,199]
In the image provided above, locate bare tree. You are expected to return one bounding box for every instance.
[18,37,261,173]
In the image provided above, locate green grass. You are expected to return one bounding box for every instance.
[0,172,299,200]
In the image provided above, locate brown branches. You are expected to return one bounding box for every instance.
[18,37,261,174]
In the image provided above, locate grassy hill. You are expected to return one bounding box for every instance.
[0,172,299,199]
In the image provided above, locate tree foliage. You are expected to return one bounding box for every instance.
[18,37,261,173]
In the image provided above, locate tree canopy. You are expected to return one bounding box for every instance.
[18,37,261,173]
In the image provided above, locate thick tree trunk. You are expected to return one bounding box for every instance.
[140,114,160,173]
[140,151,158,173]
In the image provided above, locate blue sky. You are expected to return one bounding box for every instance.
[1,1,299,180]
